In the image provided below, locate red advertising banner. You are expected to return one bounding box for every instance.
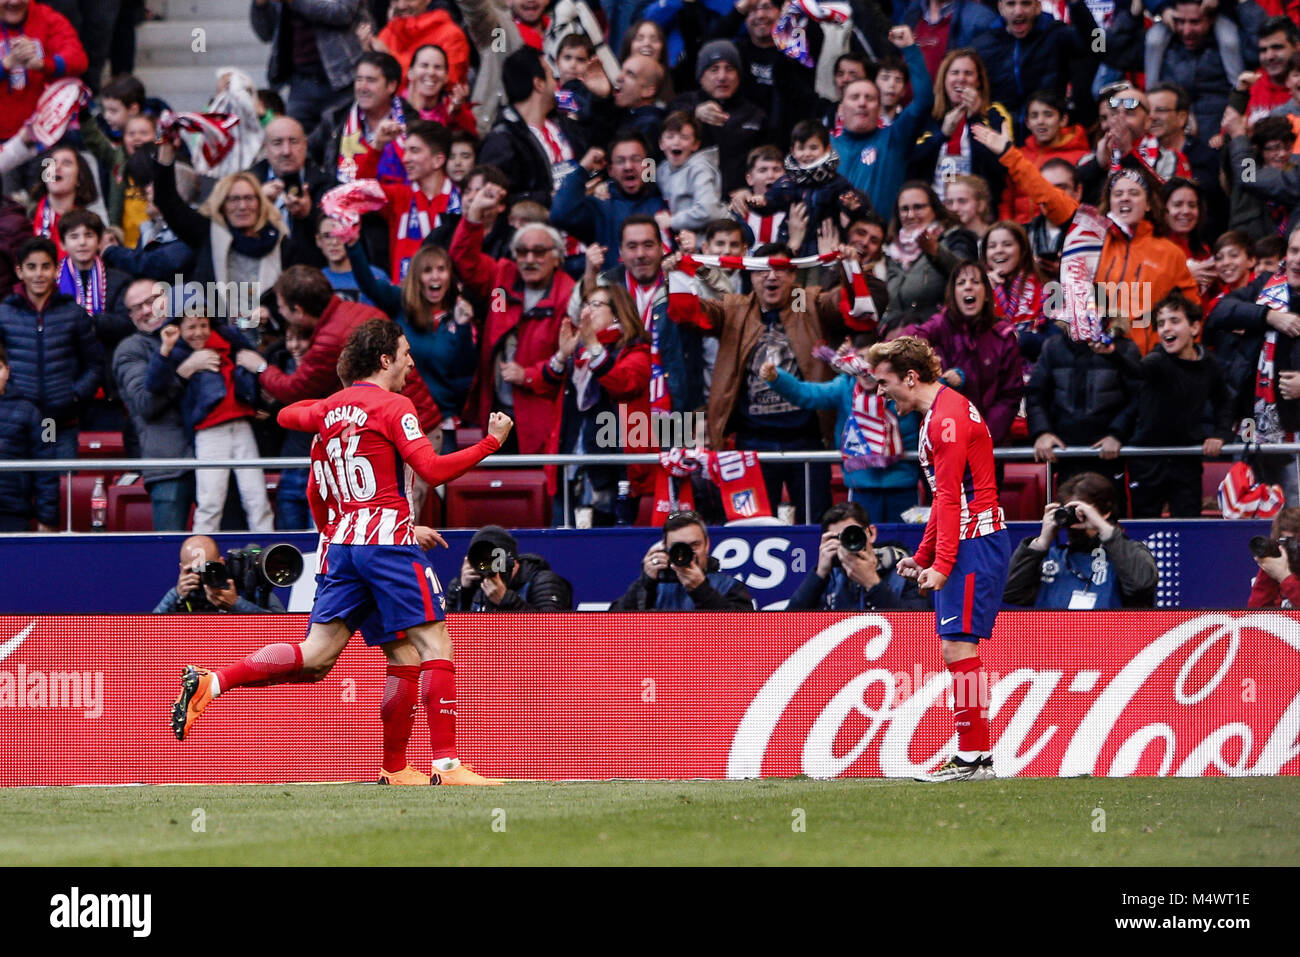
[1,612,1297,785]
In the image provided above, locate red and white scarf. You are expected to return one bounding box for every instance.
[1056,204,1110,342]
[1254,273,1293,423]
[158,111,240,168]
[56,256,106,314]
[993,271,1047,330]
[745,208,786,247]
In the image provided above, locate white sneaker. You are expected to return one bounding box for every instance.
[915,754,990,782]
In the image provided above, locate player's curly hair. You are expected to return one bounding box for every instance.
[867,336,941,382]
[338,319,403,384]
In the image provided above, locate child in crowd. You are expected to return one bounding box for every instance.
[146,314,274,532]
[658,110,725,231]
[55,210,132,357]
[445,130,478,188]
[315,216,388,305]
[0,342,57,532]
[733,145,787,249]
[751,120,866,258]
[1255,235,1285,277]
[1128,294,1235,518]
[874,55,907,129]
[554,33,613,142]
[1204,230,1258,317]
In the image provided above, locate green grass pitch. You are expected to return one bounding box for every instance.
[3,778,1297,866]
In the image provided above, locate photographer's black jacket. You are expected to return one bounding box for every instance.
[786,566,930,612]
[609,557,755,611]
[445,553,574,612]
[152,587,284,614]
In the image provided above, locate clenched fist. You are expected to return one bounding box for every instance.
[487,411,514,444]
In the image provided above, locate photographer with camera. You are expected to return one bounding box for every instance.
[786,503,931,611]
[153,535,299,613]
[1247,508,1300,608]
[609,510,756,611]
[1002,472,1158,609]
[444,526,574,612]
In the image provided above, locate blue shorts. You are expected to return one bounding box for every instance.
[310,544,446,635]
[309,575,405,647]
[935,531,1011,642]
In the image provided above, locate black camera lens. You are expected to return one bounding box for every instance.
[668,541,694,567]
[838,524,868,553]
[201,561,228,588]
[1053,506,1080,526]
[259,543,304,586]
[1250,536,1283,559]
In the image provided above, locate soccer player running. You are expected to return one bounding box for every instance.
[171,320,513,786]
[868,337,1011,782]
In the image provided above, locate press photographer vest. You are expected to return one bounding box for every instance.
[1034,542,1122,610]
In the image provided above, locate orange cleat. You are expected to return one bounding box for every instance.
[432,761,505,786]
[171,666,214,741]
[378,765,433,786]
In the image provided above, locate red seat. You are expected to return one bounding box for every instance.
[1202,461,1234,517]
[108,479,154,532]
[78,431,125,459]
[443,469,549,528]
[416,486,445,528]
[55,474,104,531]
[1000,463,1048,521]
[829,463,848,505]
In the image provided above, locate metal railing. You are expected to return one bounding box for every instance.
[2,443,1298,530]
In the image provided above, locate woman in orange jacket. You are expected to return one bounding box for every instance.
[972,122,1199,355]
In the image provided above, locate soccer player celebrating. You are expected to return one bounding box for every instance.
[172,320,513,786]
[868,336,1011,782]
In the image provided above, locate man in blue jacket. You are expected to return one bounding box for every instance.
[832,25,934,217]
[0,237,103,486]
[551,131,667,263]
[787,502,931,611]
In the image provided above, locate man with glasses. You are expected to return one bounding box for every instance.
[452,180,574,457]
[112,277,197,530]
[1076,84,1191,202]
[609,509,755,610]
[1148,81,1225,233]
[552,131,667,261]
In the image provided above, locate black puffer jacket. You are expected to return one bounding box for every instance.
[971,9,1096,122]
[477,106,588,208]
[1206,273,1300,425]
[444,553,574,611]
[1026,333,1143,446]
[0,287,103,426]
[0,392,58,524]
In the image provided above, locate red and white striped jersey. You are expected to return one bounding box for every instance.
[308,382,428,547]
[914,385,1005,577]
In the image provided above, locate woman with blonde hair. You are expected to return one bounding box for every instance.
[910,47,1012,207]
[540,282,652,525]
[153,139,285,319]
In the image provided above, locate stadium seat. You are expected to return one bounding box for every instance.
[416,486,444,529]
[108,479,154,532]
[443,470,549,528]
[1202,461,1235,517]
[78,431,125,459]
[829,464,848,504]
[56,474,105,531]
[1000,464,1048,521]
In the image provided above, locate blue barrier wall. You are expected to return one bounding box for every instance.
[0,519,1274,612]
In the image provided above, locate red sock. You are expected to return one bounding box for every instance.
[216,643,304,690]
[381,664,420,772]
[947,657,990,752]
[420,659,456,762]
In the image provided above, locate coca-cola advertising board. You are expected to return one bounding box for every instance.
[1,612,1297,785]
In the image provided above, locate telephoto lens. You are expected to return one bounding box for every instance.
[838,524,868,553]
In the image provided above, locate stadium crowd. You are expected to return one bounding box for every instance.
[3,0,1300,536]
